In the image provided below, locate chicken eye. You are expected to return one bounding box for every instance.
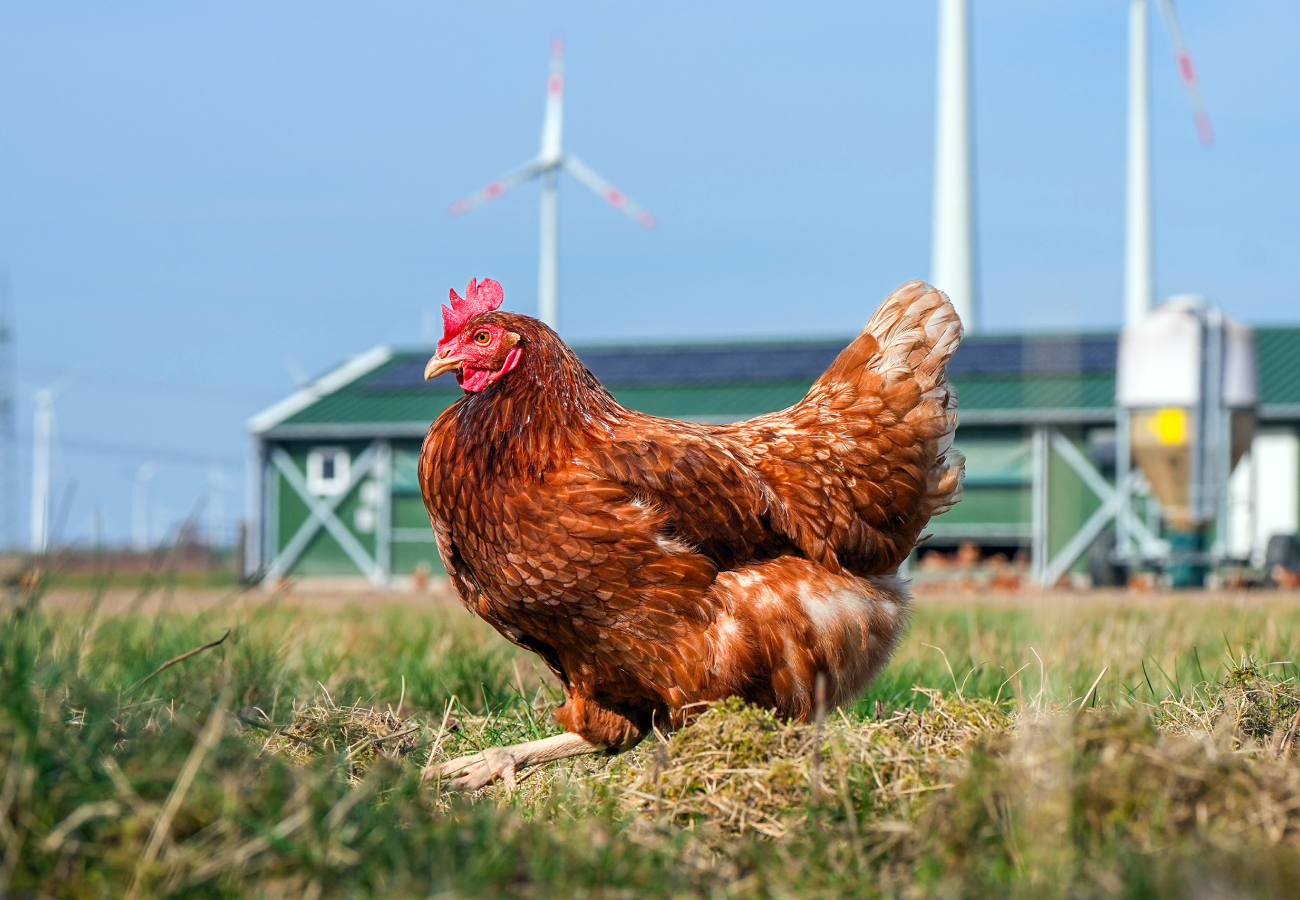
[473,330,491,346]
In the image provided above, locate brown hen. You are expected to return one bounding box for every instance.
[419,278,964,789]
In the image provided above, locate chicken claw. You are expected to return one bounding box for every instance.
[426,732,603,793]
[437,746,526,792]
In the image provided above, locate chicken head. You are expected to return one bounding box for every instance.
[424,277,522,392]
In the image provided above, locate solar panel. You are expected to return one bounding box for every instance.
[365,357,462,391]
[947,335,1117,376]
[580,343,846,384]
[363,334,1121,392]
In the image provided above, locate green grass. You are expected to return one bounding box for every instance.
[4,584,1300,898]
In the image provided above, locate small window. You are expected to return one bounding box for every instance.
[306,447,351,496]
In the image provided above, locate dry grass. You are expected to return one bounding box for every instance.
[1158,655,1300,750]
[250,700,424,775]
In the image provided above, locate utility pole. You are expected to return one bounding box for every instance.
[208,463,225,548]
[132,462,159,551]
[0,274,15,549]
[29,388,55,553]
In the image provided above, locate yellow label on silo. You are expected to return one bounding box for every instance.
[1150,407,1188,445]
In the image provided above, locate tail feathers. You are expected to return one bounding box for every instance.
[817,280,963,400]
[927,447,965,517]
[815,281,962,394]
[861,280,963,393]
[818,280,965,520]
[871,281,964,520]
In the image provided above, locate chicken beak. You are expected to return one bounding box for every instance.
[424,353,462,381]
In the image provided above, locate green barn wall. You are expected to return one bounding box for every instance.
[273,442,379,576]
[1047,433,1104,570]
[927,433,1033,541]
[255,328,1300,582]
[267,427,1110,579]
[269,439,449,579]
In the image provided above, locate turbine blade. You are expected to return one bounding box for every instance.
[447,159,546,216]
[1155,0,1213,146]
[563,154,657,229]
[539,34,565,162]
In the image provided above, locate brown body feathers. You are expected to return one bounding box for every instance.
[419,281,964,750]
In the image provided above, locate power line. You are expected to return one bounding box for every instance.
[21,432,243,467]
[16,364,276,404]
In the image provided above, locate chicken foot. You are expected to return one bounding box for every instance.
[426,732,604,792]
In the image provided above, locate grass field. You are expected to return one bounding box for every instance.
[5,578,1300,898]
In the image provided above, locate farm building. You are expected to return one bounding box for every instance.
[244,326,1300,586]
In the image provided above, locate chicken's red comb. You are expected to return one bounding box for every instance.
[438,278,504,352]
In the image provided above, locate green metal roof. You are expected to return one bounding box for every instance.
[1257,327,1300,408]
[251,326,1300,436]
[280,356,461,428]
[953,373,1115,412]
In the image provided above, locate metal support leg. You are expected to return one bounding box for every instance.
[1031,426,1050,584]
[1203,307,1226,561]
[375,440,393,587]
[1044,429,1166,583]
[1116,410,1132,563]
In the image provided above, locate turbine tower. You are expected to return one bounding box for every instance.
[931,0,978,331]
[450,36,656,332]
[1124,0,1213,327]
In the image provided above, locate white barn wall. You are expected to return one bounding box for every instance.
[1252,429,1300,566]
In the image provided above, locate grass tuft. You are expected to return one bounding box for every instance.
[253,700,423,773]
[613,691,1010,838]
[1157,655,1300,751]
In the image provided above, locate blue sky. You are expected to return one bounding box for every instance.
[2,1,1296,547]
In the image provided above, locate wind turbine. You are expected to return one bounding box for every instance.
[449,36,657,332]
[1124,0,1213,327]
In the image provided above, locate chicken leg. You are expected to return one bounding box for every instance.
[426,732,603,792]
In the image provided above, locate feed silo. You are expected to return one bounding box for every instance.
[1117,297,1257,584]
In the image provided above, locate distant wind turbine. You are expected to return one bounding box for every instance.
[449,36,657,332]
